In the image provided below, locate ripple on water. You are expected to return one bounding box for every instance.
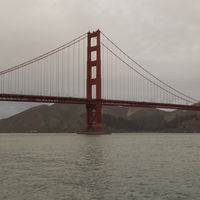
[0,133,200,200]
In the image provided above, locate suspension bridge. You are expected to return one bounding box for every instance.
[0,30,200,132]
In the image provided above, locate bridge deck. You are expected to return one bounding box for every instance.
[0,94,200,111]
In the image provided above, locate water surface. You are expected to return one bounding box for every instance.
[0,133,200,200]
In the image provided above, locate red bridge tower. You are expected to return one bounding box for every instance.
[86,30,103,132]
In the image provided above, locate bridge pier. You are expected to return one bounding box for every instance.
[86,103,102,133]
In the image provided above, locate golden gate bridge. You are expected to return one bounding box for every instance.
[0,30,199,132]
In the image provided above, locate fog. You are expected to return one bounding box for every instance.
[0,0,200,118]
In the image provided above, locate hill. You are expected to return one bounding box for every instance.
[0,103,199,133]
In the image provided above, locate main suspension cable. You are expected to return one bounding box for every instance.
[101,31,198,103]
[0,33,87,76]
[101,42,193,104]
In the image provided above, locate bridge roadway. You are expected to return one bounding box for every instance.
[1,93,200,111]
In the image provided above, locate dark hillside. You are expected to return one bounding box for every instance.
[0,103,200,133]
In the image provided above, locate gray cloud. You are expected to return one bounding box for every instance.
[0,0,200,118]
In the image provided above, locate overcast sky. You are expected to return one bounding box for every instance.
[0,0,200,118]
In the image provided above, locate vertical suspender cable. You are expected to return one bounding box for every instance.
[78,41,80,97]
